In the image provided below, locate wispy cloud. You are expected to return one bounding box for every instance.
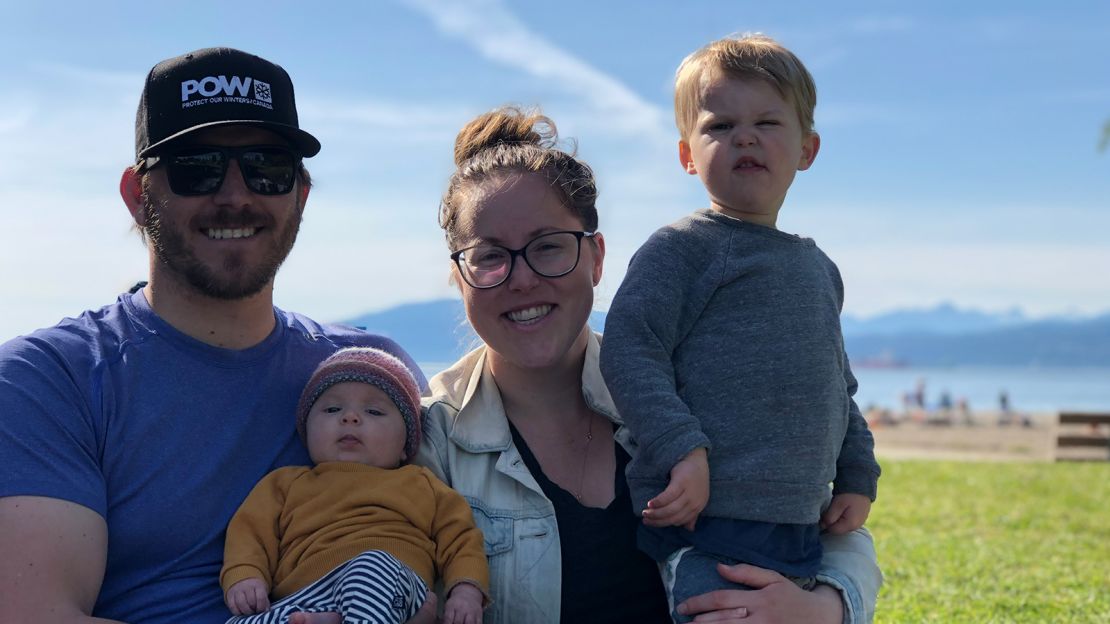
[0,61,138,175]
[399,0,670,142]
[302,98,467,130]
[0,104,33,134]
[778,15,916,71]
[300,97,470,147]
[396,0,690,248]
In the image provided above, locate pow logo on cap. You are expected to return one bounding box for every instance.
[253,80,272,104]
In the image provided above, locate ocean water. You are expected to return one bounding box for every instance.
[418,362,1110,415]
[852,366,1110,414]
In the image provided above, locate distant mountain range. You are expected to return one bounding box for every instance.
[343,299,606,364]
[343,300,1110,367]
[839,303,1030,337]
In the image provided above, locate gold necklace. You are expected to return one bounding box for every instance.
[574,412,595,502]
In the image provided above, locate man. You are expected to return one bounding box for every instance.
[0,48,432,623]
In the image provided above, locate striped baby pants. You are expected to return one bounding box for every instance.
[225,550,428,624]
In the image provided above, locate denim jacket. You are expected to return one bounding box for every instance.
[416,332,881,623]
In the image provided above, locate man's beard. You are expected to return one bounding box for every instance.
[143,195,303,300]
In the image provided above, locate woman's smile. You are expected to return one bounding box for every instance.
[504,304,554,325]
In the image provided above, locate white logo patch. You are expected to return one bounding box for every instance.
[253,80,272,104]
[180,75,274,110]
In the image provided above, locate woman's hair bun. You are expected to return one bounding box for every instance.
[453,106,556,166]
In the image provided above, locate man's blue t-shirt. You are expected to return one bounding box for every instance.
[0,290,426,623]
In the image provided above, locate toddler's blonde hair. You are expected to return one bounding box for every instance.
[674,33,817,140]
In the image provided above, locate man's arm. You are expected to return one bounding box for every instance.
[0,496,123,624]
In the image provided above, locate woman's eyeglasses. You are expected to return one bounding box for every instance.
[143,145,301,196]
[451,230,597,289]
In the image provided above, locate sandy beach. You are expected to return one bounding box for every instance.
[870,411,1110,462]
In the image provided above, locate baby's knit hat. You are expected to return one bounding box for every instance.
[296,347,422,461]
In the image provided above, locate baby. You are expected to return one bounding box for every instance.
[221,347,488,624]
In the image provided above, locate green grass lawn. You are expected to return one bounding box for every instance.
[870,459,1110,623]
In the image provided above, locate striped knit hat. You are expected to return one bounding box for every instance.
[296,347,422,461]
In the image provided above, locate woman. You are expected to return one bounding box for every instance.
[415,107,880,623]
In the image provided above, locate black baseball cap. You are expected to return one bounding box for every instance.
[135,47,321,160]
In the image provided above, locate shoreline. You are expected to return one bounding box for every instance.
[871,411,1109,462]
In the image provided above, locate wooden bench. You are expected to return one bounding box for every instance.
[1055,412,1110,461]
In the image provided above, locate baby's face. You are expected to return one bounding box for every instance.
[305,381,407,468]
[679,75,819,227]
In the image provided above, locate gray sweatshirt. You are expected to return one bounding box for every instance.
[600,209,879,525]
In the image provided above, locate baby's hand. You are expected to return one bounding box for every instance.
[642,447,709,531]
[443,582,484,624]
[225,577,270,615]
[821,493,872,535]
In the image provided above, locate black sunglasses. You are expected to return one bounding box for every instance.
[143,145,301,196]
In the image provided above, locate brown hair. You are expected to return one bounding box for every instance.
[439,106,598,251]
[674,33,817,140]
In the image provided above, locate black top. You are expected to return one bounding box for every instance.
[509,421,671,624]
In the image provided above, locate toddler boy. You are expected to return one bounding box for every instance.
[600,33,880,623]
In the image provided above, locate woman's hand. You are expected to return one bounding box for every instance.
[677,563,843,624]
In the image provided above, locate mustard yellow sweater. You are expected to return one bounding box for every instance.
[221,462,489,601]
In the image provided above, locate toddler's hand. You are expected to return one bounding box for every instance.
[821,493,872,535]
[642,447,709,531]
[443,582,484,624]
[226,577,270,615]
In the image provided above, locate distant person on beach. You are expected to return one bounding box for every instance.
[957,397,974,426]
[913,379,927,412]
[998,389,1031,427]
[0,48,433,623]
[900,391,914,421]
[599,34,880,622]
[933,391,954,425]
[222,348,487,624]
[419,106,882,623]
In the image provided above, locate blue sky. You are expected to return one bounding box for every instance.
[1,0,1108,340]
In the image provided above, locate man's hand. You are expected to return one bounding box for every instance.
[443,583,484,624]
[226,577,270,615]
[820,493,871,535]
[641,447,709,531]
